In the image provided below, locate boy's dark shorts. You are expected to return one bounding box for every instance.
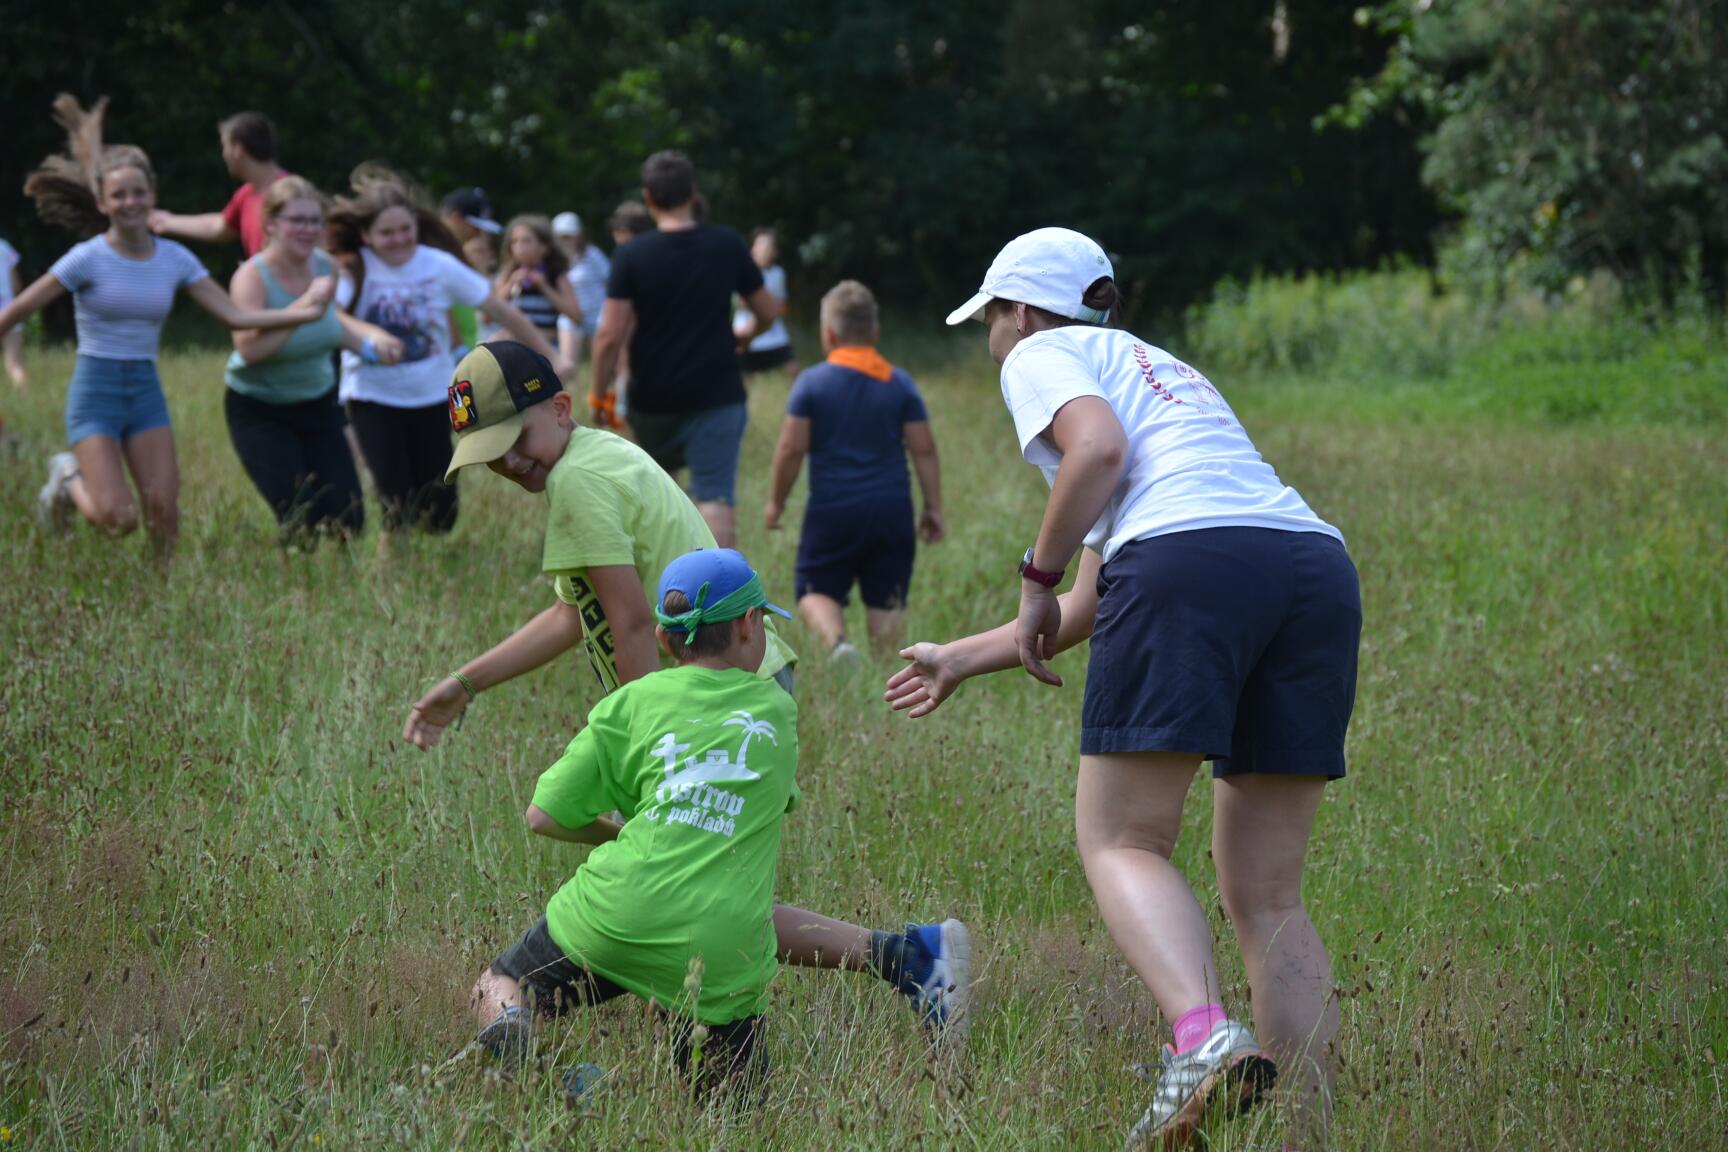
[491,917,765,1094]
[796,498,915,610]
[1082,527,1361,778]
[491,916,630,1014]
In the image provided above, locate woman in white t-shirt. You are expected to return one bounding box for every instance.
[886,229,1361,1149]
[326,169,555,536]
[0,96,331,555]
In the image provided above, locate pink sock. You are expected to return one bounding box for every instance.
[1172,1002,1227,1052]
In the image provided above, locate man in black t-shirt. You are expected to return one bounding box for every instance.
[592,151,782,548]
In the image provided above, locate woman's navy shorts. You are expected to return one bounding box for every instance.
[1082,526,1361,778]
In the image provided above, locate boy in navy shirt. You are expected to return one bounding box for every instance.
[766,281,943,661]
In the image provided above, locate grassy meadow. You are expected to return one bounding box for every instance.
[1,300,1725,1149]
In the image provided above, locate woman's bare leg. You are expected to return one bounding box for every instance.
[1075,751,1220,1020]
[69,436,139,534]
[121,425,180,556]
[1213,773,1336,1140]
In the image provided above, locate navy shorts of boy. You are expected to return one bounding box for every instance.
[1083,526,1362,778]
[795,498,916,609]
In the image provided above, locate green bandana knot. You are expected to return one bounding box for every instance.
[655,574,768,647]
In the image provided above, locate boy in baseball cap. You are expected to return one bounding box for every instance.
[472,547,801,1097]
[413,344,973,1038]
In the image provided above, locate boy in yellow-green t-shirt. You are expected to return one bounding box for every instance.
[412,342,970,1043]
[473,549,799,1094]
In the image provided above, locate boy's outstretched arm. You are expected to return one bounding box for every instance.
[764,415,810,531]
[403,600,589,750]
[526,804,621,845]
[903,420,944,543]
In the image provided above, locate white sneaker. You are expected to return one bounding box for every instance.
[1125,1019,1277,1150]
[829,640,863,668]
[36,452,78,533]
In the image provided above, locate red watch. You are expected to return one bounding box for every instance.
[1019,547,1065,588]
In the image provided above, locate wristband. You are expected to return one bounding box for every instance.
[1018,547,1065,588]
[450,670,477,700]
[360,337,380,365]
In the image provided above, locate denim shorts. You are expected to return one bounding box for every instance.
[65,356,171,444]
[1083,527,1362,778]
[630,402,748,504]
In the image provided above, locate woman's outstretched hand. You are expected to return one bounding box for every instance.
[885,642,964,718]
[1015,583,1064,686]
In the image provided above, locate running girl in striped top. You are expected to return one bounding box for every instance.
[0,96,332,556]
[495,215,583,382]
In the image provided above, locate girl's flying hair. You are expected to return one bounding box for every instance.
[24,95,157,238]
[325,163,462,301]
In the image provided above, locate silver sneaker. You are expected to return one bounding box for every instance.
[1125,1019,1277,1150]
[36,451,78,533]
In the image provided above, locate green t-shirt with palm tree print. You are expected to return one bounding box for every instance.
[533,663,800,1025]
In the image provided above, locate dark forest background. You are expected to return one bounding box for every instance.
[3,0,1722,329]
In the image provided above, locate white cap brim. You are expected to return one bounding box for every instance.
[466,215,503,235]
[944,291,992,326]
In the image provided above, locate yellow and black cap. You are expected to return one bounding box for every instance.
[444,341,563,484]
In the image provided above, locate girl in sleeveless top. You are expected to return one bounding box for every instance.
[225,177,404,540]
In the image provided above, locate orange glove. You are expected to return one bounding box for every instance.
[588,391,622,430]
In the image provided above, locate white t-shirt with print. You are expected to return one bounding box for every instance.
[1000,326,1340,563]
[346,246,490,407]
[0,239,18,309]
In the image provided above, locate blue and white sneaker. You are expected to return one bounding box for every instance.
[476,1004,533,1065]
[898,919,972,1038]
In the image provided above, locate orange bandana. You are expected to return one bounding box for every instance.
[826,345,894,382]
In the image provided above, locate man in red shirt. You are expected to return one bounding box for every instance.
[149,112,286,257]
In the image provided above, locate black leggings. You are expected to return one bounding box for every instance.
[345,398,458,533]
[224,387,364,537]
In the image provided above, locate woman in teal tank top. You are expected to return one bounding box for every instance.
[225,177,401,538]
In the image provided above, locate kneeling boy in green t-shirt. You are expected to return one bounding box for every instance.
[474,549,802,1093]
[425,344,969,1041]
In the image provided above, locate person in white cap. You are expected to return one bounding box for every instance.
[551,211,611,345]
[885,227,1361,1149]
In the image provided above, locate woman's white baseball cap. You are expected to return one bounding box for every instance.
[552,212,583,236]
[945,227,1114,325]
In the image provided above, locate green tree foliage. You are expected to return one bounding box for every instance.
[2,0,1432,322]
[1334,0,1728,300]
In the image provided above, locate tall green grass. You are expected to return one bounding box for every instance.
[1,311,1724,1150]
[1186,268,1727,426]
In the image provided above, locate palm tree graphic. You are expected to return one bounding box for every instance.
[723,711,778,766]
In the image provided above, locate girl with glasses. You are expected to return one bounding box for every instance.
[224,177,405,541]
